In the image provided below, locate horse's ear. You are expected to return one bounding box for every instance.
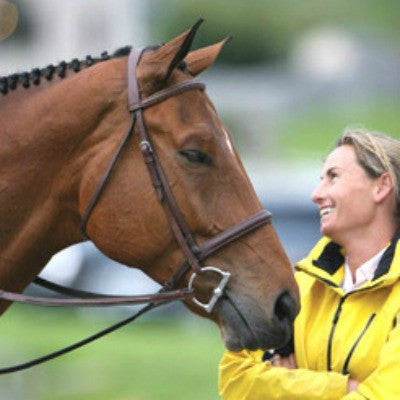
[146,19,204,83]
[184,36,231,77]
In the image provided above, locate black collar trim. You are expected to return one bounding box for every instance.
[312,241,344,275]
[373,230,400,280]
[312,230,400,280]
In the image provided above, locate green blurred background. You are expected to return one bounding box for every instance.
[149,0,400,161]
[0,304,224,399]
[1,0,400,398]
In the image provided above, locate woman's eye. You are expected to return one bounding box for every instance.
[329,172,338,181]
[178,150,213,166]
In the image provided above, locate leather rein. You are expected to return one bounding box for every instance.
[0,48,271,373]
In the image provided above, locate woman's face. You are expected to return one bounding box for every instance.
[311,145,379,243]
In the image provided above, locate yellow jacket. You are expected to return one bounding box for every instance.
[219,236,400,399]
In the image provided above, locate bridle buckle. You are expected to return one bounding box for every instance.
[188,266,231,313]
[139,140,152,154]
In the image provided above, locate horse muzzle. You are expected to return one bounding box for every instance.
[216,288,298,351]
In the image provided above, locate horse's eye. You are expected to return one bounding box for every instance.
[178,149,212,166]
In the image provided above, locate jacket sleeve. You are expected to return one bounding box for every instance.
[340,324,400,400]
[219,349,348,400]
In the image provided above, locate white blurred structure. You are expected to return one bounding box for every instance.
[290,27,361,81]
[0,0,148,75]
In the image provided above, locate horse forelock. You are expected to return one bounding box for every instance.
[0,46,132,96]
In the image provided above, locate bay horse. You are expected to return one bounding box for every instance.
[0,21,298,355]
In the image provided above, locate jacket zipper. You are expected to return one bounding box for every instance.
[327,293,377,373]
[327,295,347,371]
[325,282,383,371]
[341,313,376,375]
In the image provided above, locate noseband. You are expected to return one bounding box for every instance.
[79,47,272,313]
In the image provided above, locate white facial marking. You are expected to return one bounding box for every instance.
[223,127,234,155]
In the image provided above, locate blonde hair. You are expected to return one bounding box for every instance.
[337,127,400,219]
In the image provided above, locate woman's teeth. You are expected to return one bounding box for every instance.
[320,207,333,217]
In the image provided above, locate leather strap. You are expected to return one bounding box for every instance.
[80,114,137,240]
[0,286,192,307]
[129,82,205,112]
[128,48,204,273]
[0,301,163,374]
[34,276,119,298]
[195,210,272,260]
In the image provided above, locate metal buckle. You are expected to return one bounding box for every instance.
[188,266,231,313]
[139,140,152,154]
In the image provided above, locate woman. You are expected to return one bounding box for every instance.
[219,128,400,399]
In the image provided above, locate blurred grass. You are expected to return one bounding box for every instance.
[279,98,400,161]
[0,304,224,399]
[151,0,400,65]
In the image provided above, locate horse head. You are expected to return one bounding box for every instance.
[0,20,298,352]
[79,21,299,351]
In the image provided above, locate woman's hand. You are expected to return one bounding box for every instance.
[347,379,359,392]
[271,353,297,369]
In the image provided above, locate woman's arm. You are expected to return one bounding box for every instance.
[220,324,400,400]
[219,349,349,400]
[271,353,360,393]
[272,354,359,392]
[340,324,400,399]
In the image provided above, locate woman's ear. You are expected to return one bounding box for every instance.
[374,172,394,203]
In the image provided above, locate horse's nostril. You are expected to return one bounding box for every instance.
[274,291,297,324]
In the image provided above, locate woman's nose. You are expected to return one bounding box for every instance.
[311,181,324,204]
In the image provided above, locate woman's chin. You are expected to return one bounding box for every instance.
[320,224,333,238]
[321,226,342,243]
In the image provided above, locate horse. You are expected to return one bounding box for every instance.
[0,20,299,355]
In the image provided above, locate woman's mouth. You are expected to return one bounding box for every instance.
[320,207,334,217]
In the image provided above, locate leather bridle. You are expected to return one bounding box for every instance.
[79,46,271,312]
[0,47,272,373]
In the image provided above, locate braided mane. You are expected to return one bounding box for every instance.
[0,46,132,95]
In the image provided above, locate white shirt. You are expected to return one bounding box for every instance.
[342,248,386,293]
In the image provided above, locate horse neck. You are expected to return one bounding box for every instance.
[0,59,128,295]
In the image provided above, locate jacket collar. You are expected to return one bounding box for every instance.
[373,229,400,280]
[296,230,400,290]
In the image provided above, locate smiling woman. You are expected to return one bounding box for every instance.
[311,141,398,248]
[219,128,400,400]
